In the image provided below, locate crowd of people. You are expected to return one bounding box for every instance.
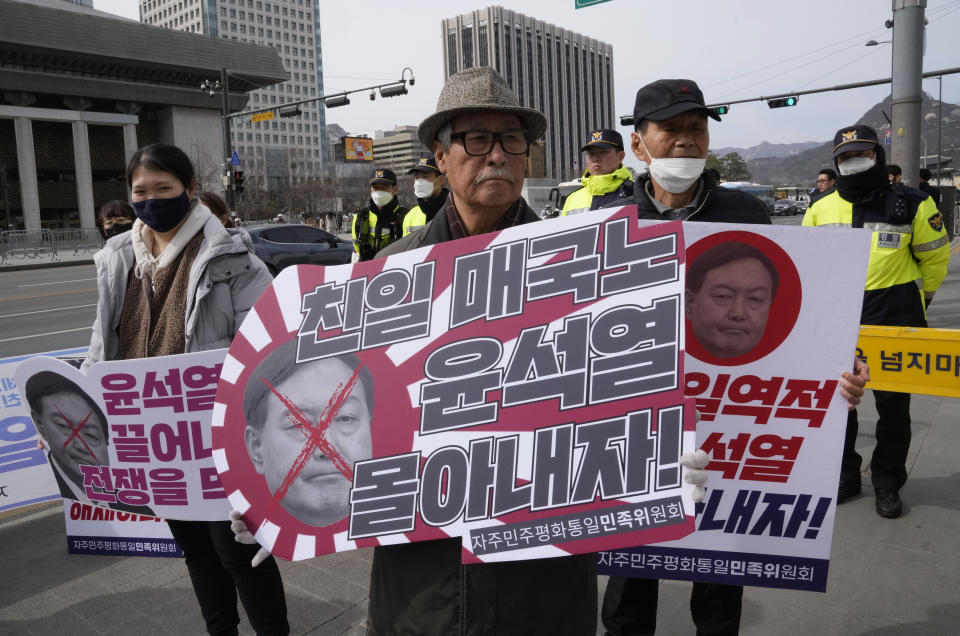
[68,64,951,635]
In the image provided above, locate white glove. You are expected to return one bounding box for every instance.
[680,449,709,504]
[229,509,271,567]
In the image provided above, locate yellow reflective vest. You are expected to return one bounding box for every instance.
[561,166,634,216]
[402,206,427,236]
[352,199,407,261]
[802,186,949,326]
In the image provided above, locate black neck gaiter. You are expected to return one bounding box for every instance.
[836,161,889,205]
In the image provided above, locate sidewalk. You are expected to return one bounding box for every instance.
[1,258,957,636]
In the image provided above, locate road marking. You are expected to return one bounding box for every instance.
[6,289,96,302]
[0,327,90,343]
[0,304,96,319]
[17,278,97,288]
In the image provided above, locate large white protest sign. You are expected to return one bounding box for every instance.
[0,349,84,514]
[598,219,871,592]
[63,500,181,558]
[14,350,230,521]
[214,207,702,563]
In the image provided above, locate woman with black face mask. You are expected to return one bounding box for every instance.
[81,143,290,635]
[95,200,135,240]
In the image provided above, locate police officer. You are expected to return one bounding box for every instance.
[402,155,447,236]
[803,124,950,519]
[561,129,634,216]
[352,168,408,261]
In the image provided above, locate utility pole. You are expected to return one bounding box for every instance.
[220,68,235,209]
[890,0,926,187]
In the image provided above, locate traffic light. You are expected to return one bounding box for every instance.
[234,170,245,194]
[714,104,731,116]
[768,96,799,109]
[278,104,302,117]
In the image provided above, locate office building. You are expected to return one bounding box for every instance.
[441,7,615,181]
[141,0,328,188]
[372,126,430,175]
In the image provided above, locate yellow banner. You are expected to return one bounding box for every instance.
[856,326,960,397]
[251,111,274,123]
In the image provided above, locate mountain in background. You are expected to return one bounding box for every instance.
[745,92,960,185]
[711,140,821,161]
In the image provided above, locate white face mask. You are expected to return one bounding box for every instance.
[413,178,435,199]
[837,156,876,176]
[638,135,705,194]
[370,190,393,207]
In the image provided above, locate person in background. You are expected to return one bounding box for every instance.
[199,191,234,228]
[562,128,634,216]
[809,168,837,206]
[887,163,902,184]
[352,168,408,260]
[803,124,950,519]
[82,142,288,635]
[402,155,447,236]
[96,200,135,241]
[918,168,942,209]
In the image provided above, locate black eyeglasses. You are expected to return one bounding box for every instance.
[450,129,531,156]
[816,179,833,184]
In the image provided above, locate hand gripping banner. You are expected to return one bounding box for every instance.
[213,207,701,562]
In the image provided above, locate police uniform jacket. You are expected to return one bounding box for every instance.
[562,166,635,216]
[402,187,448,236]
[352,197,408,260]
[371,198,598,636]
[803,184,949,327]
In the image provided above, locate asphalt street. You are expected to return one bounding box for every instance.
[0,264,98,359]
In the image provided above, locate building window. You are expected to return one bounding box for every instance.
[478,23,488,67]
[514,27,523,106]
[447,31,458,75]
[462,26,473,69]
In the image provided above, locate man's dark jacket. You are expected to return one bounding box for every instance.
[373,198,598,635]
[634,171,771,224]
[809,186,836,207]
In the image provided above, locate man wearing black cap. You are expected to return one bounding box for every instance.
[351,168,408,261]
[402,155,448,236]
[918,168,942,208]
[599,77,771,636]
[561,129,634,216]
[803,124,949,519]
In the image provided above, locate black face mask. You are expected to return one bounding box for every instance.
[836,161,889,204]
[102,223,132,240]
[133,192,192,233]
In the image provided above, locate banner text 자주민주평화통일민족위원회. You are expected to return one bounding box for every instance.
[14,350,232,521]
[598,218,871,592]
[213,207,700,563]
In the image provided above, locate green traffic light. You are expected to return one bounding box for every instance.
[715,104,730,115]
[786,96,797,106]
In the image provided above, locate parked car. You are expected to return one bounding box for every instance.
[773,199,798,216]
[246,223,353,275]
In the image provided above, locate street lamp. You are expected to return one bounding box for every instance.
[865,39,892,46]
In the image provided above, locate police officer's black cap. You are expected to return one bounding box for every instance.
[369,168,397,186]
[832,125,880,158]
[407,155,440,175]
[633,79,721,127]
[581,129,624,152]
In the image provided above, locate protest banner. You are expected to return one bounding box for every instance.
[0,348,84,514]
[63,499,181,557]
[214,207,701,563]
[14,350,230,521]
[598,219,872,592]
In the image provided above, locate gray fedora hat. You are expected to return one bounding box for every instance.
[418,66,548,147]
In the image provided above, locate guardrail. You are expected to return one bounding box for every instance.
[0,229,103,265]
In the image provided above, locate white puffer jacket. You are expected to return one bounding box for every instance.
[82,211,272,370]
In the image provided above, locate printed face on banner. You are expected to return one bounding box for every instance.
[33,389,109,488]
[214,207,700,563]
[244,351,373,527]
[684,232,801,367]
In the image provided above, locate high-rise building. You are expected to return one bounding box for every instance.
[140,0,327,189]
[372,126,431,175]
[441,7,615,181]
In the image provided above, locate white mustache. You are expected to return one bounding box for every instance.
[474,169,516,185]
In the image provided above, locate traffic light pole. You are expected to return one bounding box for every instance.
[220,68,235,209]
[890,0,926,187]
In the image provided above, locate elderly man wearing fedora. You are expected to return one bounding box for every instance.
[374,66,598,635]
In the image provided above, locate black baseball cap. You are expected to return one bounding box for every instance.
[369,168,397,186]
[832,125,880,158]
[633,79,721,127]
[407,155,440,175]
[581,129,624,152]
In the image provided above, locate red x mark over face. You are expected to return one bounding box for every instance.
[261,363,363,507]
[54,404,98,461]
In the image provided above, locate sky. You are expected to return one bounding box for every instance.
[94,0,960,170]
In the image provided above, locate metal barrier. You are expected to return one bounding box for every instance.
[0,228,103,264]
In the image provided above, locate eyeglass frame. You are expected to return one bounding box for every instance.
[449,128,532,156]
[816,178,834,184]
